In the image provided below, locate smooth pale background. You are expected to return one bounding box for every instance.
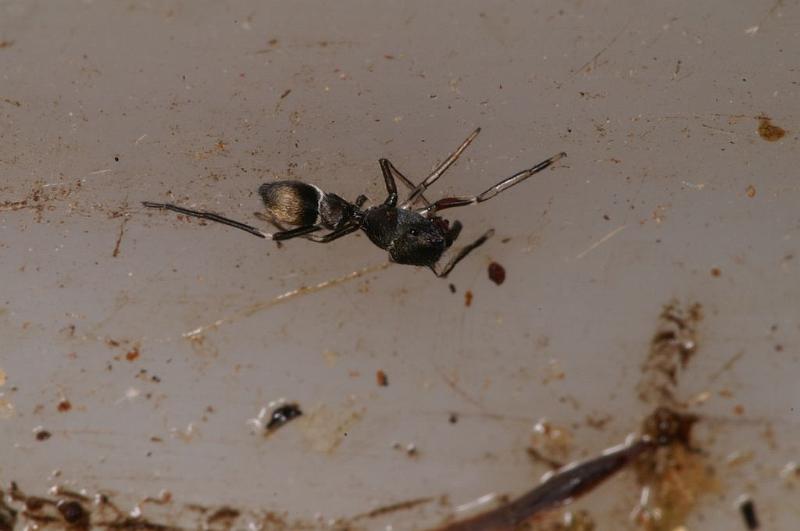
[0,0,797,528]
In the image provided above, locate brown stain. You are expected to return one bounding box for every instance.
[745,185,756,198]
[112,217,129,258]
[633,409,714,531]
[757,116,786,141]
[710,267,721,277]
[57,400,72,412]
[376,369,389,387]
[0,180,83,222]
[637,301,703,405]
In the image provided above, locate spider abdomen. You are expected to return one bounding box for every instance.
[259,181,322,226]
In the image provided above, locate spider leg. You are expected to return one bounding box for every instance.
[254,211,291,231]
[304,223,360,243]
[142,201,271,239]
[401,127,481,208]
[431,229,495,278]
[419,151,566,216]
[380,158,432,207]
[378,158,398,206]
[271,225,323,241]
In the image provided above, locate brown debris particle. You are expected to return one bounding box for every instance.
[56,500,88,526]
[35,430,51,441]
[757,116,786,141]
[207,507,240,525]
[0,40,14,48]
[710,267,721,277]
[376,370,388,387]
[745,185,756,198]
[125,346,140,361]
[352,497,434,521]
[57,400,72,412]
[487,262,506,285]
[464,290,473,307]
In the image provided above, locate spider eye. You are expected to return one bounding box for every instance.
[409,228,418,236]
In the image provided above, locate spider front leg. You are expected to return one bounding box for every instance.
[379,158,432,208]
[401,127,481,208]
[418,151,566,216]
[142,201,271,239]
[253,211,358,244]
[431,228,495,278]
[378,158,398,206]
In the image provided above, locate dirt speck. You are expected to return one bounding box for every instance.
[298,403,363,453]
[57,400,72,412]
[739,497,759,530]
[710,267,721,277]
[464,290,473,307]
[376,370,388,387]
[757,116,786,141]
[529,418,574,462]
[488,262,506,285]
[745,184,756,198]
[35,430,51,441]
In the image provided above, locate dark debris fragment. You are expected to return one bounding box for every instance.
[266,403,303,433]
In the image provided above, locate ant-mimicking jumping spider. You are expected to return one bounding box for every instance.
[143,128,566,277]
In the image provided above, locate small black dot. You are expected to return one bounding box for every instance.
[114,156,120,162]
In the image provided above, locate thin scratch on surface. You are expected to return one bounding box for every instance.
[351,497,435,521]
[576,225,627,259]
[436,367,484,410]
[708,350,745,383]
[573,18,631,75]
[112,217,129,258]
[135,134,148,145]
[681,181,705,191]
[89,169,113,175]
[701,123,737,136]
[183,262,390,337]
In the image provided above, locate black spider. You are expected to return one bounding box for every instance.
[143,128,565,277]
